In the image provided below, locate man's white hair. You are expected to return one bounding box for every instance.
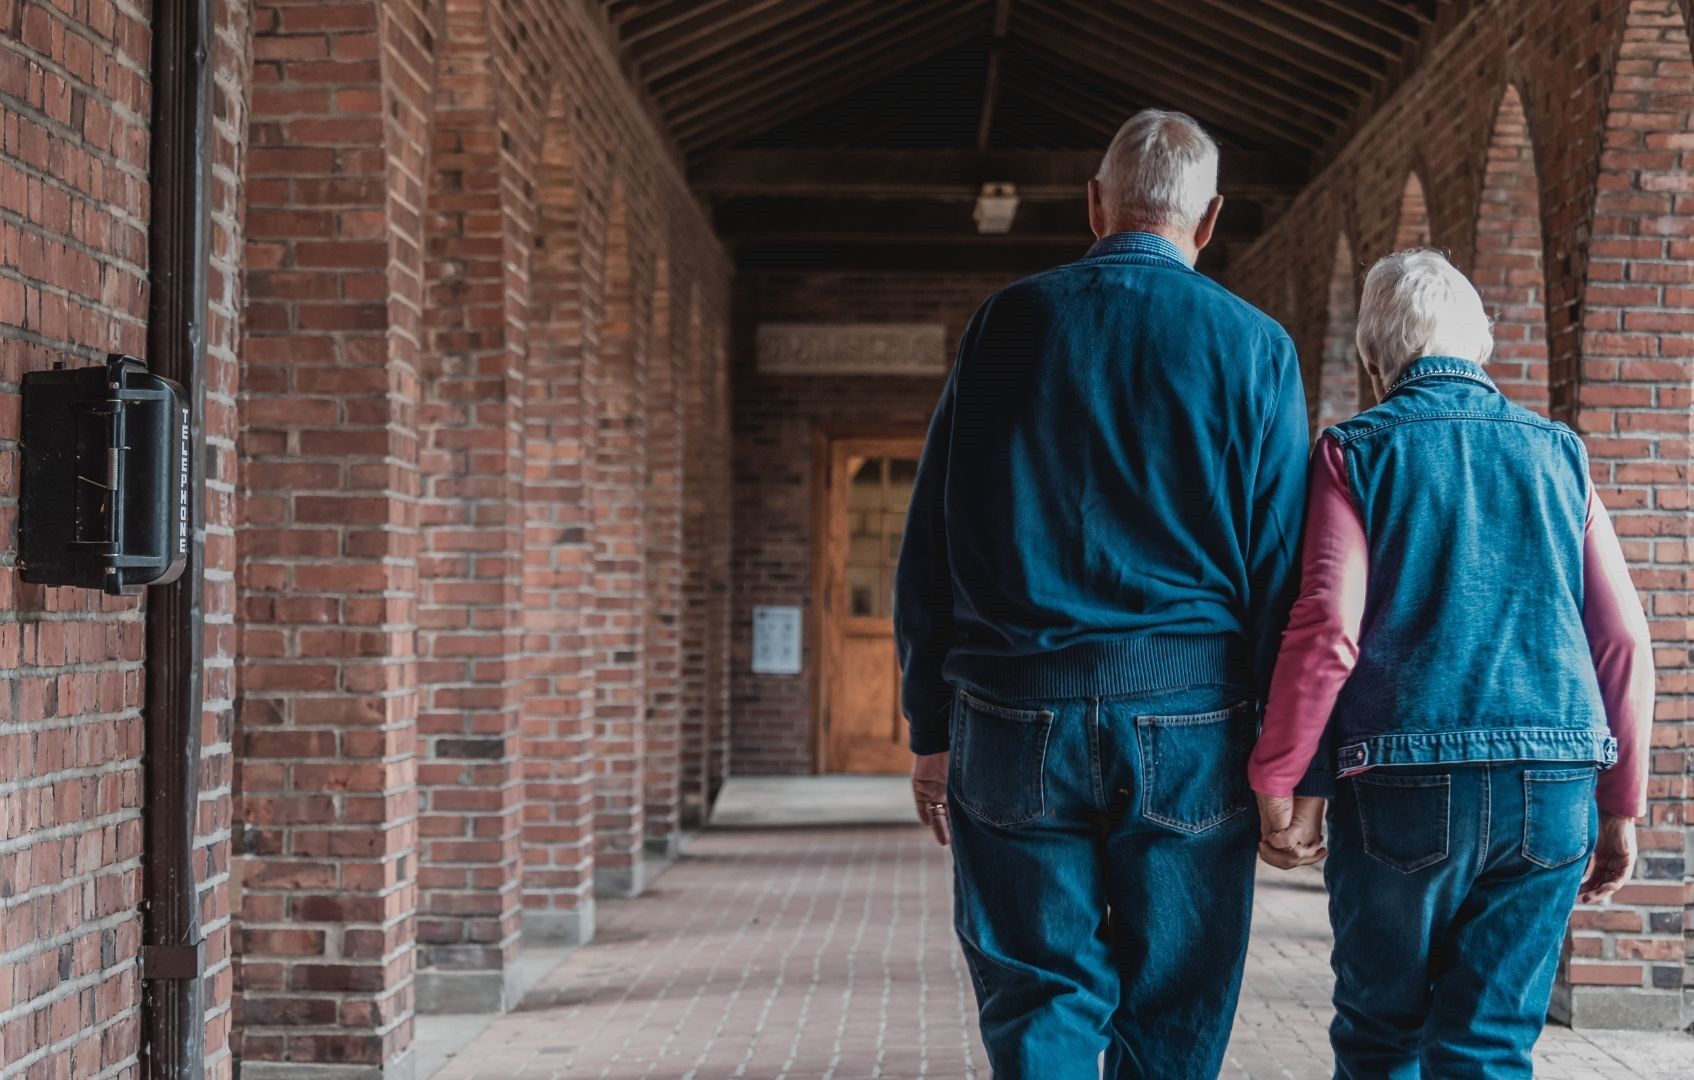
[1094,109,1220,232]
[1355,249,1494,385]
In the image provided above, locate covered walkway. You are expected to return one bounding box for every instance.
[416,785,1693,1079]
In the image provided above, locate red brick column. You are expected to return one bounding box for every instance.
[592,182,652,896]
[678,296,712,825]
[1317,233,1360,432]
[707,322,734,803]
[1561,0,1692,1029]
[411,0,531,1015]
[520,91,605,943]
[1473,85,1552,415]
[235,0,436,1072]
[202,2,258,1070]
[644,258,686,857]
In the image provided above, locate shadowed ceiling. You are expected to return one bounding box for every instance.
[594,0,1478,275]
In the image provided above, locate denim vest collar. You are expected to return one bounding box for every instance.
[1083,231,1191,267]
[1384,355,1498,399]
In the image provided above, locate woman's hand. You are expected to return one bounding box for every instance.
[1256,793,1327,869]
[1579,813,1637,904]
[912,752,952,846]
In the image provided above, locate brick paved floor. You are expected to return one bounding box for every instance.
[430,825,1691,1079]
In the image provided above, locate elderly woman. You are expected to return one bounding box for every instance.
[1248,250,1653,1077]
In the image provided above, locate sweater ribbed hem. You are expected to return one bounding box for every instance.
[941,633,1251,704]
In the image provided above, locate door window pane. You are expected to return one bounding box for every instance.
[842,454,920,619]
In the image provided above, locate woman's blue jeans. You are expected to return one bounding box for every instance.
[947,684,1258,1080]
[1326,762,1598,1079]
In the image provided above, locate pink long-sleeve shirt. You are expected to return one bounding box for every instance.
[1248,434,1655,818]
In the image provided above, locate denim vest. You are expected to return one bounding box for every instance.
[1325,357,1614,776]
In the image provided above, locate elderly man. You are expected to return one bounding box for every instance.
[892,109,1310,1078]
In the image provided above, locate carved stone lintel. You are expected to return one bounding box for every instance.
[756,322,947,376]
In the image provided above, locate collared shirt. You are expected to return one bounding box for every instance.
[1084,230,1191,265]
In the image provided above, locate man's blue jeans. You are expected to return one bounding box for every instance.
[947,684,1258,1079]
[1326,762,1599,1078]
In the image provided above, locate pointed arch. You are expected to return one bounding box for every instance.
[1472,84,1550,415]
[1318,233,1363,432]
[1394,170,1432,250]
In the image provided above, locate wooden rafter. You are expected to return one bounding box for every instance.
[1184,0,1392,81]
[649,0,889,102]
[676,7,983,154]
[689,149,1307,199]
[666,0,977,136]
[1014,24,1333,150]
[976,0,1013,150]
[1031,0,1355,122]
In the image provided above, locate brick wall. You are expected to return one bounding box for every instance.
[234,0,732,1069]
[15,0,736,1069]
[1230,0,1691,1028]
[728,271,1009,775]
[1,0,250,1074]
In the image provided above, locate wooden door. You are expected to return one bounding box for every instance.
[822,439,924,773]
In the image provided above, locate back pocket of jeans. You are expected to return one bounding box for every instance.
[1354,772,1450,873]
[1134,701,1254,834]
[949,692,1053,827]
[1522,768,1597,869]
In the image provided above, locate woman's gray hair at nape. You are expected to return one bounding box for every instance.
[1355,249,1495,394]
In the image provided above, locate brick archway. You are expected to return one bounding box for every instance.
[1473,85,1551,416]
[1560,0,1694,1029]
[1317,232,1361,432]
[1394,170,1432,250]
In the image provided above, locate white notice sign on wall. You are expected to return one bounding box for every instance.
[751,605,803,675]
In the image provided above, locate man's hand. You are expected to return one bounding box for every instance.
[912,752,951,846]
[1256,792,1327,869]
[1579,813,1637,904]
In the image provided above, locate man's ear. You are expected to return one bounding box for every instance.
[1087,178,1108,240]
[1193,194,1224,252]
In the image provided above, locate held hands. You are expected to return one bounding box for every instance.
[1579,813,1637,905]
[912,752,952,847]
[1256,792,1327,869]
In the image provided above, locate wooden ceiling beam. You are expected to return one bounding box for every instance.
[1029,0,1354,123]
[689,150,1308,200]
[1250,0,1410,56]
[636,0,886,84]
[650,0,888,103]
[1308,0,1422,41]
[976,0,1014,149]
[1181,0,1390,80]
[618,0,747,49]
[1014,22,1332,150]
[1088,0,1375,94]
[711,196,1264,241]
[666,0,977,136]
[677,13,984,154]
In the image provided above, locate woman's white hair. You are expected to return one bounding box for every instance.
[1355,249,1494,385]
[1094,109,1219,232]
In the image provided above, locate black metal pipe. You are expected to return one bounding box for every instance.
[141,0,211,1075]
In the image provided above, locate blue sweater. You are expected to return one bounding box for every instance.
[893,231,1309,754]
